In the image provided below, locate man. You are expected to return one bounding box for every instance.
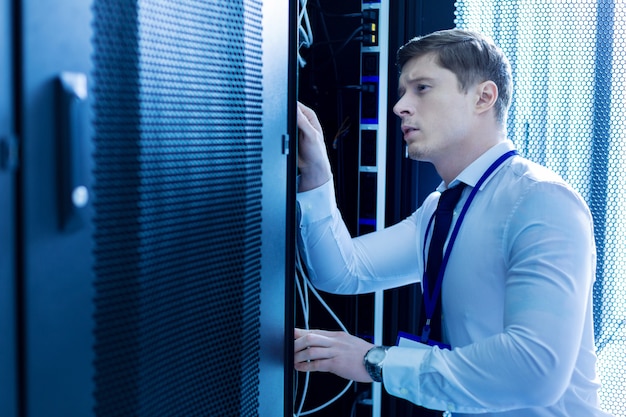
[294,29,611,416]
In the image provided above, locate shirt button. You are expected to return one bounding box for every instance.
[400,388,408,395]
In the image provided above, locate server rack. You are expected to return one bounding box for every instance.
[1,1,296,416]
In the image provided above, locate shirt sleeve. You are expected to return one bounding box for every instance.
[382,180,597,413]
[297,179,421,294]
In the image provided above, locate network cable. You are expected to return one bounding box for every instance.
[293,248,354,417]
[298,0,314,67]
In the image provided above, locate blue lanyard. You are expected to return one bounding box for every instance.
[421,150,518,338]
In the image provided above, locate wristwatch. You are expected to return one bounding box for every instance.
[363,345,390,383]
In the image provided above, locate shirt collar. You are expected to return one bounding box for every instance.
[437,140,517,192]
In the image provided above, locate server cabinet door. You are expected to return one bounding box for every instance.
[1,0,17,415]
[259,0,297,415]
[18,0,94,416]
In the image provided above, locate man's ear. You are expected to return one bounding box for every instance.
[475,80,498,114]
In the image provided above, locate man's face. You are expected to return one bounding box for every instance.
[393,53,476,164]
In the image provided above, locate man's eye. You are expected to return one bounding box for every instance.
[416,84,429,92]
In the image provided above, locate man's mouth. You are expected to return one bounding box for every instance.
[401,125,419,137]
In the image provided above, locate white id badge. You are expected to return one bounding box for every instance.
[396,331,423,348]
[396,330,451,350]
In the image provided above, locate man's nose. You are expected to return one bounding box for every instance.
[393,97,411,117]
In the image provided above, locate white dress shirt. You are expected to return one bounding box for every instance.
[296,140,612,416]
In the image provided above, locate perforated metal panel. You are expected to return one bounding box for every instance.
[455,1,626,415]
[91,1,264,415]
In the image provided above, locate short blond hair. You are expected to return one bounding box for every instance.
[397,29,513,125]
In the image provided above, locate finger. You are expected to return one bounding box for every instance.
[294,328,330,338]
[294,357,321,373]
[294,344,334,366]
[308,329,341,337]
[296,106,314,135]
[293,329,311,354]
[297,102,322,132]
[294,328,308,339]
[293,330,337,360]
[294,356,332,373]
[293,331,333,354]
[297,101,314,119]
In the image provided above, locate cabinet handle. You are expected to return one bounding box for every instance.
[56,72,92,232]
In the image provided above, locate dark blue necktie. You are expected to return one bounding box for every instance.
[420,183,466,343]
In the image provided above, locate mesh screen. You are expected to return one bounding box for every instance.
[91,1,264,415]
[455,1,626,415]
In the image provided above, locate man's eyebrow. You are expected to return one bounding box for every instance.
[405,75,434,85]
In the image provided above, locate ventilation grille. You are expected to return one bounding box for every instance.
[91,1,263,415]
[456,2,626,415]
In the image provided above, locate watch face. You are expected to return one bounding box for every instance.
[368,347,386,363]
[365,347,387,383]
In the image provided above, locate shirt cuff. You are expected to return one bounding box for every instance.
[296,178,336,225]
[382,345,431,406]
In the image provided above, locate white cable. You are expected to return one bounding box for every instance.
[294,249,310,417]
[294,367,311,417]
[295,263,310,324]
[297,0,313,67]
[299,0,313,47]
[305,279,348,333]
[293,249,354,415]
[299,379,354,416]
[295,251,349,333]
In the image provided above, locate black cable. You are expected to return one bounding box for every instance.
[311,0,346,207]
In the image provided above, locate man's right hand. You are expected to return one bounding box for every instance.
[296,102,333,192]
